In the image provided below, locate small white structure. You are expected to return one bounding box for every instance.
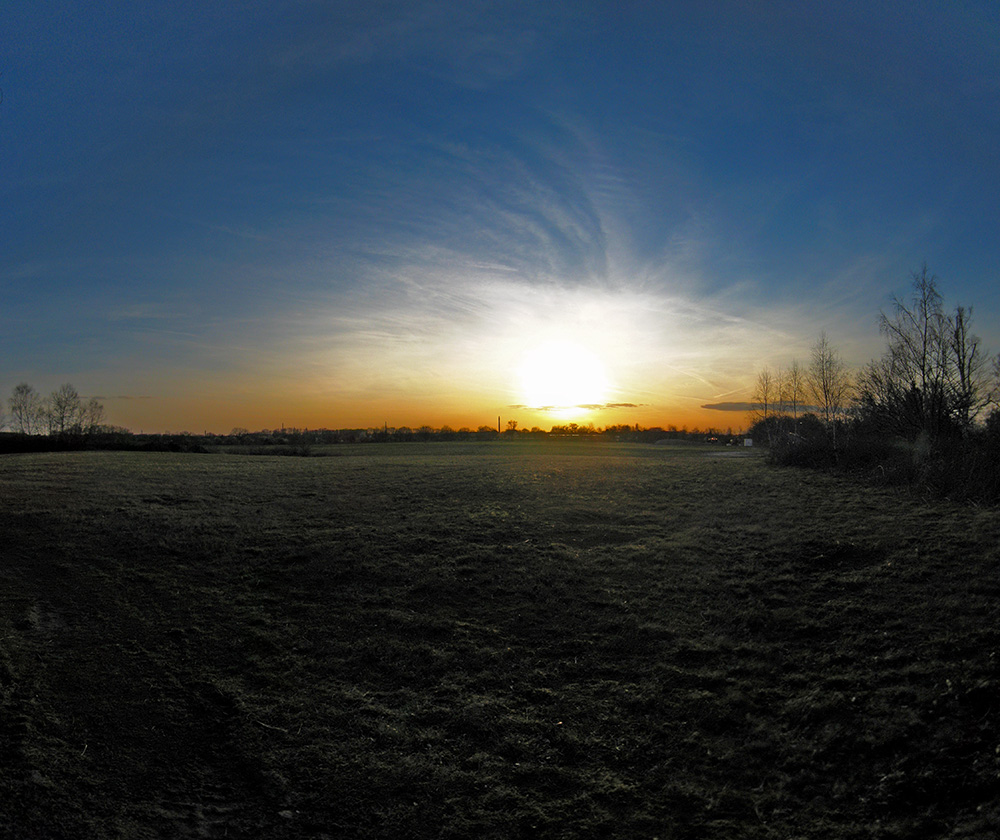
[744,438,753,447]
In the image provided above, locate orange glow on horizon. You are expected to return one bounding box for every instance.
[103,393,747,436]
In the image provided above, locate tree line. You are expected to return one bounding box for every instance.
[6,382,107,436]
[750,332,851,430]
[0,403,743,455]
[749,266,1000,501]
[7,382,106,435]
[222,423,742,447]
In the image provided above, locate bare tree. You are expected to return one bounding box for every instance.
[992,354,1000,411]
[775,362,807,419]
[751,366,776,423]
[947,305,992,430]
[8,382,45,434]
[48,383,83,435]
[81,397,106,434]
[774,367,789,416]
[854,355,900,435]
[877,266,951,437]
[808,332,852,430]
[863,267,992,438]
[785,359,807,419]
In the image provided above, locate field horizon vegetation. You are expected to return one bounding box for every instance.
[7,267,1000,508]
[2,440,998,838]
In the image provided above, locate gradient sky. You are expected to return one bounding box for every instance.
[4,1,999,433]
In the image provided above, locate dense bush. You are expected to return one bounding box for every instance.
[836,434,918,484]
[0,433,78,454]
[915,426,1000,504]
[750,270,1000,505]
[748,414,835,468]
[752,409,1000,505]
[0,432,210,455]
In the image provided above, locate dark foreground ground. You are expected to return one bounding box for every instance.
[1,442,998,838]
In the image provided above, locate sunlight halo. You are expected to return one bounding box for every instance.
[517,339,610,412]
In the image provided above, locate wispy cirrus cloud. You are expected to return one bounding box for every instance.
[702,402,756,413]
[509,402,643,412]
[5,3,998,434]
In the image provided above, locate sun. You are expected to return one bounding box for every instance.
[517,339,610,412]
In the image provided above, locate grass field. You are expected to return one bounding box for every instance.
[1,441,998,839]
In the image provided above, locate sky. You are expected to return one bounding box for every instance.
[3,1,999,434]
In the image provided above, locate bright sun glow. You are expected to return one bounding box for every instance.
[517,339,610,413]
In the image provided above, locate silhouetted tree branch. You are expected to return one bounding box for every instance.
[808,331,852,431]
[859,266,991,440]
[8,382,45,434]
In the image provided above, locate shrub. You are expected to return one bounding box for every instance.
[916,434,1000,504]
[837,434,918,486]
[770,434,837,469]
[749,414,840,469]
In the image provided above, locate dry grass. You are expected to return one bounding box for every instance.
[1,441,998,838]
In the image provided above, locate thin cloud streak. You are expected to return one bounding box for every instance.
[703,403,822,414]
[509,402,643,412]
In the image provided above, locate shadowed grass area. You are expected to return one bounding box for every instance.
[1,442,998,838]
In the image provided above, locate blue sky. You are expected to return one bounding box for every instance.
[3,1,999,432]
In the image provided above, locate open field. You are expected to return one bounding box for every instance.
[1,441,998,839]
